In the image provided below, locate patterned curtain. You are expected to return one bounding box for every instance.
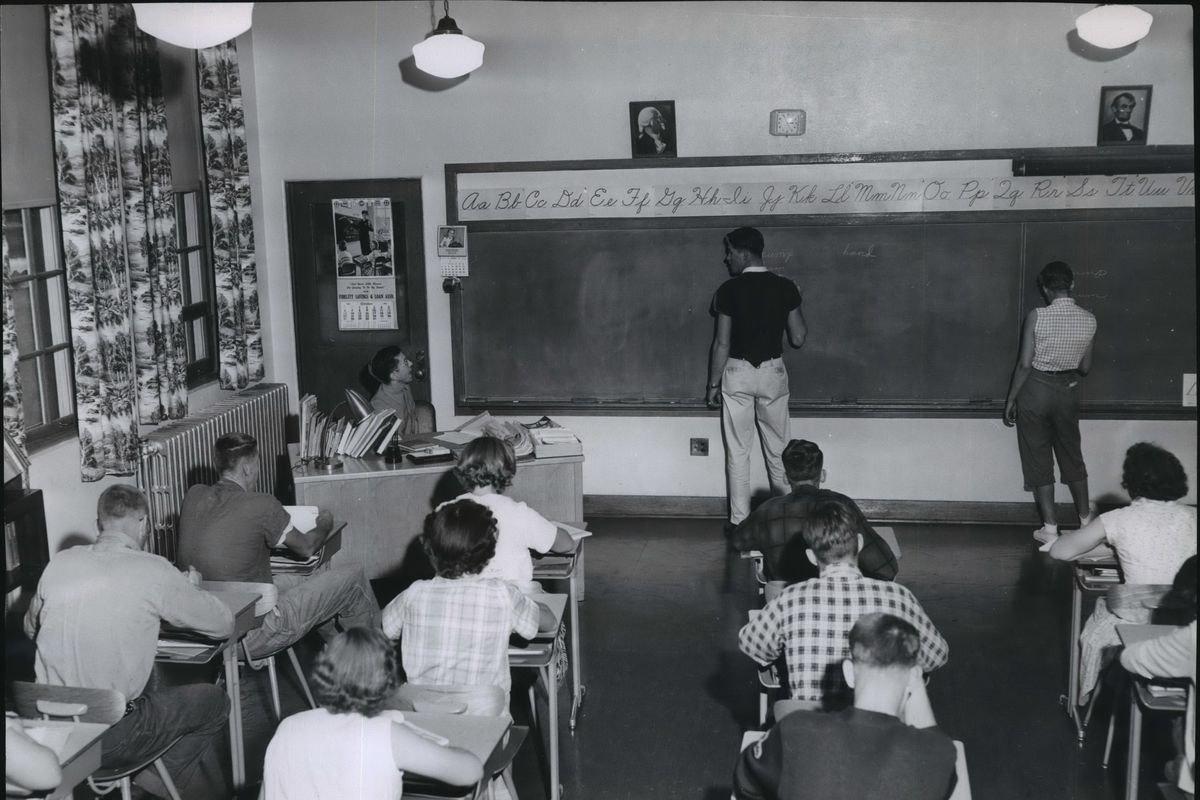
[2,226,25,453]
[48,4,186,481]
[197,42,263,390]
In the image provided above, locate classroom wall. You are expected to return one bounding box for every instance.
[5,3,1196,554]
[244,1,1195,507]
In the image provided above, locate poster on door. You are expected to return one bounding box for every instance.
[332,197,397,329]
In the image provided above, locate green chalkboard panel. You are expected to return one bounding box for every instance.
[1023,218,1196,410]
[458,220,1023,409]
[454,211,1195,417]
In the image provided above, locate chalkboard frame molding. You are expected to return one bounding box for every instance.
[450,392,1196,421]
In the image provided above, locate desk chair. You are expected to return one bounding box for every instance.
[11,681,182,800]
[1084,585,1174,748]
[238,641,317,720]
[1103,678,1188,800]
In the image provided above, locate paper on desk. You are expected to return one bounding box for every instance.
[556,522,591,539]
[284,505,319,533]
[25,725,72,755]
[434,432,476,446]
[156,638,214,650]
[398,719,450,746]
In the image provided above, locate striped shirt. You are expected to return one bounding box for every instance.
[738,562,949,704]
[382,576,539,694]
[1032,298,1097,372]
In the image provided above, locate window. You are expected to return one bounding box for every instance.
[175,189,218,385]
[4,206,75,448]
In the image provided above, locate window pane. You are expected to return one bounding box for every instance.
[26,208,48,274]
[3,210,29,277]
[35,207,59,276]
[52,348,74,419]
[30,278,53,352]
[191,318,208,359]
[184,192,199,247]
[11,282,35,354]
[46,274,69,346]
[180,251,192,304]
[17,359,43,428]
[36,355,60,423]
[188,250,205,301]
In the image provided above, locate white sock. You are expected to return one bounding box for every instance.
[1039,523,1058,534]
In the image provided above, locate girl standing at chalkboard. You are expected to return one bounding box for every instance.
[1003,261,1098,545]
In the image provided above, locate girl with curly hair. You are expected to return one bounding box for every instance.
[382,499,558,716]
[262,627,481,799]
[448,436,577,590]
[1049,442,1197,706]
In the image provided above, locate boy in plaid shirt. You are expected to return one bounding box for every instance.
[383,499,557,716]
[739,495,948,708]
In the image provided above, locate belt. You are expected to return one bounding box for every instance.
[1035,368,1076,375]
[731,356,783,368]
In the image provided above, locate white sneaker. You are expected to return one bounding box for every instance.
[1033,526,1059,546]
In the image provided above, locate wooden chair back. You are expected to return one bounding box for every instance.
[10,681,128,724]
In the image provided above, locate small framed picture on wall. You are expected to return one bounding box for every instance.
[1097,85,1151,145]
[629,100,676,158]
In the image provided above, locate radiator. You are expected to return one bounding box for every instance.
[137,383,288,561]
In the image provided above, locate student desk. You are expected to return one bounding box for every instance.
[1063,547,1120,740]
[16,717,110,800]
[400,712,512,800]
[291,451,584,584]
[509,592,568,800]
[155,585,261,791]
[1115,624,1190,800]
[532,523,591,731]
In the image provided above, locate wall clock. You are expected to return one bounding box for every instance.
[770,109,806,136]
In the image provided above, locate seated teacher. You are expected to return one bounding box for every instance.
[361,345,434,436]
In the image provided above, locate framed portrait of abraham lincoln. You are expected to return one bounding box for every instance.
[1097,85,1151,146]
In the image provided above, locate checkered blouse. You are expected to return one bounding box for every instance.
[383,576,539,694]
[1032,298,1097,372]
[738,562,949,703]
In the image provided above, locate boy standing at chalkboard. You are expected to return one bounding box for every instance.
[1003,261,1098,545]
[706,227,807,529]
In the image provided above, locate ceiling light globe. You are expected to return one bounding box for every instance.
[133,3,254,49]
[1075,5,1153,49]
[413,33,485,79]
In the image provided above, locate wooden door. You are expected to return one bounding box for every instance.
[285,179,429,414]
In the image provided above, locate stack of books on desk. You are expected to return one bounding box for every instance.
[270,548,323,575]
[526,420,582,458]
[1082,566,1121,585]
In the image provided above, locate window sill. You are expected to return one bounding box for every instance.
[24,417,77,454]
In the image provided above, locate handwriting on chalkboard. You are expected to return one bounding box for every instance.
[457,171,1194,222]
[842,244,878,258]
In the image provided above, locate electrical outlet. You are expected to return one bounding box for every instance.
[690,438,709,456]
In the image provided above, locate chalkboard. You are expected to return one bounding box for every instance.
[1023,218,1196,410]
[453,216,1193,418]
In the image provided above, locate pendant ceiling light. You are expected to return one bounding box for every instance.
[1075,5,1153,49]
[132,3,254,49]
[412,0,485,79]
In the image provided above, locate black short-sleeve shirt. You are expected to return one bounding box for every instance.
[712,270,801,365]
